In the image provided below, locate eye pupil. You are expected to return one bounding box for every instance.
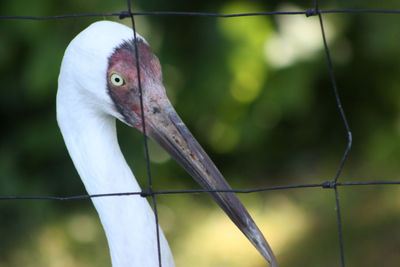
[115,77,120,82]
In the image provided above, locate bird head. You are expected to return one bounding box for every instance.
[106,37,170,132]
[58,20,277,267]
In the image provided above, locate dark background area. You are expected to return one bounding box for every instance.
[1,0,400,266]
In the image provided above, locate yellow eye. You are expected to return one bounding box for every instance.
[110,73,125,86]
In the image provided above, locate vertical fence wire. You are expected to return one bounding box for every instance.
[314,1,348,265]
[126,0,162,265]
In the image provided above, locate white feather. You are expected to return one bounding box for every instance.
[57,21,174,267]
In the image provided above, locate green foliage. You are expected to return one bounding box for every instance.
[1,0,400,266]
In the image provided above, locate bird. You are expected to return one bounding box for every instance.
[57,20,277,267]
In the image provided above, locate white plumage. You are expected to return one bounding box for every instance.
[57,21,277,267]
[57,21,174,267]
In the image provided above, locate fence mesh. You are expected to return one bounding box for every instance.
[1,0,400,266]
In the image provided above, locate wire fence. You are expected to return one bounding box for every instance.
[1,0,400,266]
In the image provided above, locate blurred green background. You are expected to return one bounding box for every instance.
[1,0,400,266]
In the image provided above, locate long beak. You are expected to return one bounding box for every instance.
[143,97,278,267]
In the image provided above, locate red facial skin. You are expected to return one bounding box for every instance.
[106,39,164,129]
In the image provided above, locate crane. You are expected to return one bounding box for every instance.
[57,21,277,267]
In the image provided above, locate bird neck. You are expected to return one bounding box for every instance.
[56,87,174,267]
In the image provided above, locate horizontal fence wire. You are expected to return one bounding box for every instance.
[2,8,400,21]
[1,180,400,201]
[1,1,400,267]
